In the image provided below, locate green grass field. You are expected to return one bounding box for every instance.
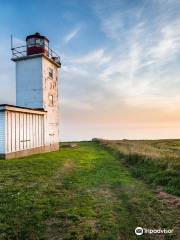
[0,141,179,239]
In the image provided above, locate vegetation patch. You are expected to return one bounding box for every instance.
[97,139,180,196]
[0,142,179,239]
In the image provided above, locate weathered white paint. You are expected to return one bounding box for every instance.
[42,57,60,145]
[15,54,60,146]
[0,111,5,154]
[16,57,43,108]
[0,48,60,157]
[0,105,45,154]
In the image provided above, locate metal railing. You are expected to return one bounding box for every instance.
[11,43,61,65]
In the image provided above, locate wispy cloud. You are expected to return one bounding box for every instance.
[147,20,180,65]
[60,0,180,140]
[68,48,111,65]
[63,27,80,44]
[92,0,180,101]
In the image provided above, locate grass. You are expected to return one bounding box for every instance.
[97,139,180,196]
[0,141,179,239]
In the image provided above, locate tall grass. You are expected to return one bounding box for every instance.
[96,139,180,196]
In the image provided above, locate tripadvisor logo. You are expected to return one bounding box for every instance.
[135,227,143,236]
[135,227,173,236]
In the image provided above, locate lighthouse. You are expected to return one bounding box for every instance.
[0,33,61,159]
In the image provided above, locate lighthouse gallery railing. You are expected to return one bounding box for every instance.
[11,43,61,65]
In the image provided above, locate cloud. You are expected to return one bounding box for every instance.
[68,48,111,65]
[63,27,80,44]
[92,0,180,102]
[147,20,180,65]
[60,0,180,140]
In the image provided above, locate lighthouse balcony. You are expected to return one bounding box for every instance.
[11,43,61,67]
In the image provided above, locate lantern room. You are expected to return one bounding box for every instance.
[11,32,61,67]
[26,32,49,56]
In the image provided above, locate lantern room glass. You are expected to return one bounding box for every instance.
[27,38,48,48]
[35,38,44,46]
[27,38,35,47]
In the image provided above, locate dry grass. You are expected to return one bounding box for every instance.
[97,139,180,196]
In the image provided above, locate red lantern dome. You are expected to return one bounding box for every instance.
[26,32,49,56]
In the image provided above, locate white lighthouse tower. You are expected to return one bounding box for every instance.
[0,33,61,159]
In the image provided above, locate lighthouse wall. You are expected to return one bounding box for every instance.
[42,57,60,146]
[15,55,60,147]
[16,56,43,109]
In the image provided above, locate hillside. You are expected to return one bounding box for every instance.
[0,142,179,239]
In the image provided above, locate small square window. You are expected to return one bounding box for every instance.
[49,95,54,106]
[49,68,53,78]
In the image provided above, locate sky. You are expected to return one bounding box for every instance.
[0,0,180,141]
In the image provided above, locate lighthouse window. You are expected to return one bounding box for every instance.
[49,68,53,78]
[36,38,43,46]
[49,95,54,106]
[27,38,35,46]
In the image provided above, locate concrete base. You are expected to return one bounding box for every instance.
[0,144,59,160]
